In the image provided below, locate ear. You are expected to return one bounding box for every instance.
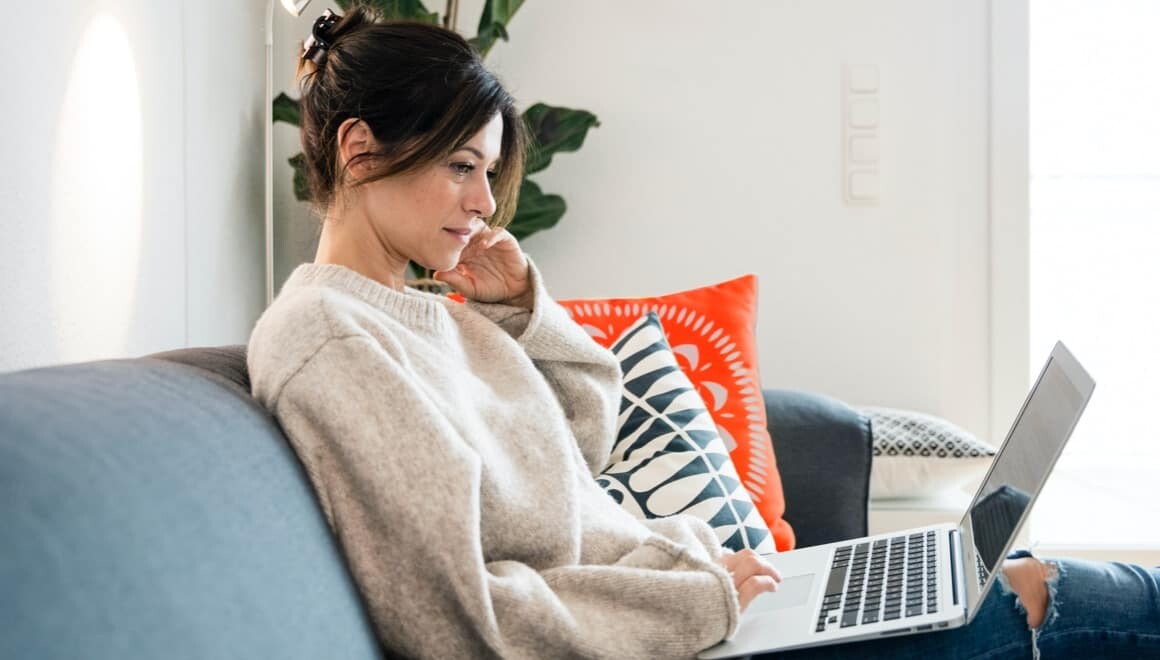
[336,118,377,177]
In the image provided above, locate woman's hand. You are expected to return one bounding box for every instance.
[433,226,533,308]
[718,549,782,613]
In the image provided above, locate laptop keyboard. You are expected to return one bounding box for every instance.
[815,531,940,633]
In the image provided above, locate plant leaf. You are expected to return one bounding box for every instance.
[273,93,301,126]
[336,0,439,23]
[407,260,431,281]
[507,178,565,241]
[473,0,524,57]
[288,153,311,202]
[522,103,600,175]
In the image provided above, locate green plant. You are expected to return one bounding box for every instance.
[273,0,599,281]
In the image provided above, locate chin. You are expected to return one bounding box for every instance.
[422,255,460,275]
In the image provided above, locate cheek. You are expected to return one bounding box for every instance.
[361,181,397,212]
[362,172,457,223]
[363,183,422,224]
[415,175,453,202]
[415,184,463,220]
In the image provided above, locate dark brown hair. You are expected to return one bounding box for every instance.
[296,6,525,227]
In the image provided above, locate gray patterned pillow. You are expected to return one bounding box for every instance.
[596,313,775,554]
[862,407,997,499]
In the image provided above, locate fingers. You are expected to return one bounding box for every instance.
[478,227,521,254]
[737,575,779,612]
[431,267,459,284]
[432,265,471,294]
[721,549,782,581]
[484,227,509,249]
[457,228,515,264]
[464,226,502,250]
[719,549,782,612]
[435,227,526,303]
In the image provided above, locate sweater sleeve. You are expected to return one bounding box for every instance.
[468,260,623,475]
[269,335,736,660]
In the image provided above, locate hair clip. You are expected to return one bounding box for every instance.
[302,8,342,65]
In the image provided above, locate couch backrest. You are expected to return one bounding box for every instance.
[0,347,383,660]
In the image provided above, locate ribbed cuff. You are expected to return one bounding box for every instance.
[641,534,741,642]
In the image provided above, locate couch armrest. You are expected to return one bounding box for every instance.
[763,389,872,548]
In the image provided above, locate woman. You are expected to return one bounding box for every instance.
[248,6,1159,659]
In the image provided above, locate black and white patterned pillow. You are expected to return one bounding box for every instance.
[597,313,775,554]
[866,408,996,458]
[862,407,997,499]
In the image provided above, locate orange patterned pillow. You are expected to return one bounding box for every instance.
[559,275,795,551]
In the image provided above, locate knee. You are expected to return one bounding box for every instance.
[1001,557,1056,629]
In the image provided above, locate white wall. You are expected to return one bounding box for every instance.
[270,0,1001,439]
[0,0,1007,437]
[0,0,266,373]
[487,0,995,437]
[272,7,325,292]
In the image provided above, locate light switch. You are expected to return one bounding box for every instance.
[847,65,879,93]
[847,170,879,202]
[842,62,880,207]
[848,136,879,164]
[847,100,879,129]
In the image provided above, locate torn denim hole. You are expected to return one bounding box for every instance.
[996,557,1063,660]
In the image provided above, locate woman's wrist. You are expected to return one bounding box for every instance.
[499,256,533,309]
[501,285,534,310]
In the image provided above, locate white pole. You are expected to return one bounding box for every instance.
[264,0,275,307]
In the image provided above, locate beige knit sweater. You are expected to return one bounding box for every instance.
[247,261,739,659]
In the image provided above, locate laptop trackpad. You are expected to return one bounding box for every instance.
[746,574,815,614]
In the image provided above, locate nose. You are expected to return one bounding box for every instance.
[465,173,497,219]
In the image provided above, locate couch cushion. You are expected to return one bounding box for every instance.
[597,313,775,554]
[149,344,251,392]
[763,389,872,548]
[558,275,795,551]
[0,354,382,660]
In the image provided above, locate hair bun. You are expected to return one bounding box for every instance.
[326,5,379,39]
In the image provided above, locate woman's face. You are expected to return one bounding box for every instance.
[357,113,504,274]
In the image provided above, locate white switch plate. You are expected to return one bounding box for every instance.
[843,62,880,206]
[847,64,879,93]
[848,136,879,164]
[847,170,879,201]
[847,99,879,129]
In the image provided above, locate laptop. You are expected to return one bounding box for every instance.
[700,341,1095,658]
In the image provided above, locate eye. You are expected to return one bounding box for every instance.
[486,170,498,181]
[451,162,475,176]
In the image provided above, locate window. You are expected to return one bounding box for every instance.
[1028,0,1160,547]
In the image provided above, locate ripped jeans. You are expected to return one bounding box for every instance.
[756,552,1160,659]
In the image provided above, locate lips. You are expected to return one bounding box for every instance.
[443,227,472,243]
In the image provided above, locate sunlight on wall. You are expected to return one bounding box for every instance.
[49,13,144,363]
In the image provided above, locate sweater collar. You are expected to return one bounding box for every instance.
[283,263,450,330]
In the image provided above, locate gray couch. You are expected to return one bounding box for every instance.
[0,345,871,659]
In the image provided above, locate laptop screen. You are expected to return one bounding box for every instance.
[960,342,1094,608]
